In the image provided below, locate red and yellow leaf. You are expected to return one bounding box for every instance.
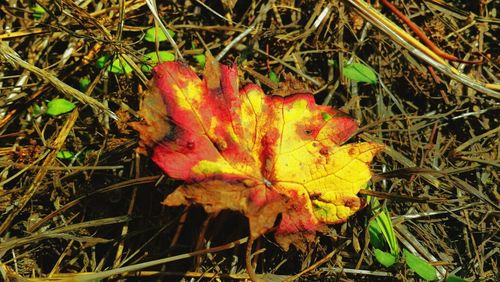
[133,57,383,249]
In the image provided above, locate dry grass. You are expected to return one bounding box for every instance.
[0,0,498,281]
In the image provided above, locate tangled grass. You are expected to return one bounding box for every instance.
[0,1,498,281]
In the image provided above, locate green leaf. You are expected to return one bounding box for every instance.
[32,104,42,116]
[96,55,110,69]
[141,51,175,72]
[269,71,279,83]
[32,4,46,19]
[374,248,397,267]
[144,27,175,43]
[194,54,206,67]
[403,249,437,281]
[79,77,91,91]
[370,199,399,255]
[57,150,75,160]
[96,55,132,74]
[376,212,399,255]
[446,275,467,282]
[109,58,133,74]
[343,62,377,84]
[46,98,76,116]
[369,220,385,250]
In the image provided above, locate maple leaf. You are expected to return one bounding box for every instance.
[132,57,383,250]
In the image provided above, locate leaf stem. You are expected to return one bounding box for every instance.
[245,235,261,282]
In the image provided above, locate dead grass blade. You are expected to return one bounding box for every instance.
[49,237,248,281]
[0,43,117,119]
[0,111,79,235]
[345,0,500,98]
[0,216,128,256]
[145,0,183,61]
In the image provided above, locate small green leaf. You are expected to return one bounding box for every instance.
[370,199,399,255]
[141,51,175,72]
[32,4,46,19]
[96,55,132,74]
[46,98,76,116]
[343,62,377,84]
[403,249,437,281]
[109,58,133,74]
[446,275,467,282]
[79,77,91,91]
[144,27,175,42]
[32,104,42,116]
[369,220,385,250]
[269,71,279,83]
[374,248,397,267]
[327,59,337,66]
[96,55,110,69]
[57,150,75,160]
[194,54,206,67]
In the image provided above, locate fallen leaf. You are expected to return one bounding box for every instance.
[133,57,383,249]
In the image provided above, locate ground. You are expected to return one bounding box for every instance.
[0,1,498,281]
